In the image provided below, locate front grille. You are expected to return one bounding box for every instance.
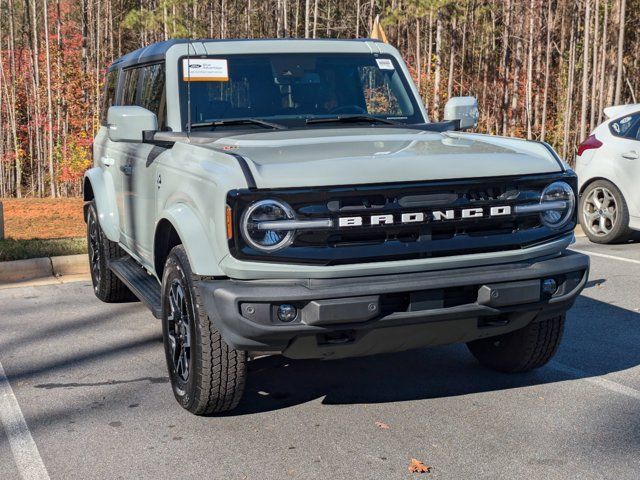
[227,172,577,265]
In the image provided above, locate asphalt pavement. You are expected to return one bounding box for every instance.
[1,236,639,479]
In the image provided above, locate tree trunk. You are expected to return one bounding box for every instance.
[579,0,591,141]
[614,0,626,104]
[540,1,552,142]
[433,11,442,120]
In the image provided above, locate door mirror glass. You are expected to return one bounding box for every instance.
[443,96,479,130]
[107,106,158,142]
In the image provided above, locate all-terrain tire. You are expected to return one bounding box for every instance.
[86,201,134,302]
[467,315,565,373]
[579,179,632,244]
[161,245,247,415]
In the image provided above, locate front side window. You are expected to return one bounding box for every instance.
[178,53,423,129]
[139,63,167,129]
[121,67,141,106]
[100,69,119,125]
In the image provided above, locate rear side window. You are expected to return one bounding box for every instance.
[121,68,141,106]
[609,113,640,139]
[100,69,119,125]
[139,63,167,129]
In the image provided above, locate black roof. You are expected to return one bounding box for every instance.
[110,38,383,69]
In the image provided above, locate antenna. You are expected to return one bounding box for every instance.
[187,39,192,138]
[186,14,194,139]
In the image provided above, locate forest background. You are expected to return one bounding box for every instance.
[0,0,638,198]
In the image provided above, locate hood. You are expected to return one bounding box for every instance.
[201,128,563,189]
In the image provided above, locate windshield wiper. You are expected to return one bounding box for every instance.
[190,118,287,130]
[305,115,400,126]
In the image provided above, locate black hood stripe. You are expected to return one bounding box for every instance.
[211,148,257,189]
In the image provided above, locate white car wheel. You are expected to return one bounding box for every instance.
[579,180,631,243]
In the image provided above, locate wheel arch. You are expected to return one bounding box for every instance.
[154,204,225,279]
[578,176,619,195]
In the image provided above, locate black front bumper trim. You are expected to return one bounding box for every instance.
[197,250,589,358]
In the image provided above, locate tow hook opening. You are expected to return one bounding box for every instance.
[478,315,511,328]
[318,331,356,345]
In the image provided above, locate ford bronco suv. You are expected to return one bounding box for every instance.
[85,39,589,415]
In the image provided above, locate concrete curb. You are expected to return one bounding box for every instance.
[0,254,88,284]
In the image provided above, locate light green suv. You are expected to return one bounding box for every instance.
[85,38,589,415]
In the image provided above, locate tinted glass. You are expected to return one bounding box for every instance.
[178,53,422,128]
[139,63,166,128]
[100,69,119,125]
[609,113,640,139]
[121,68,140,106]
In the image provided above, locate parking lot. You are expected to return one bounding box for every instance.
[1,236,639,479]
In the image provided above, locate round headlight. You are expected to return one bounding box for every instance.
[241,199,295,252]
[540,181,575,229]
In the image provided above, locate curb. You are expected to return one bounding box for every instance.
[0,254,88,284]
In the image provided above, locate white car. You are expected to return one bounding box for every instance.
[576,103,640,243]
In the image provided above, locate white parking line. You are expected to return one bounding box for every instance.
[549,361,640,401]
[571,249,640,266]
[0,361,50,480]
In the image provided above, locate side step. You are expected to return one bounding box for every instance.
[109,257,162,318]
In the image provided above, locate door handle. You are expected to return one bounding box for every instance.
[119,164,133,176]
[622,151,639,160]
[101,156,114,167]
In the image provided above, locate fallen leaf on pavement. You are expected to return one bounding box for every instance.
[408,458,431,473]
[375,421,390,429]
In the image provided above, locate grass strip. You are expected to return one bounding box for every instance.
[0,237,87,262]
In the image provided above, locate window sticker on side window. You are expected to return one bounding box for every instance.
[375,58,395,70]
[183,59,229,82]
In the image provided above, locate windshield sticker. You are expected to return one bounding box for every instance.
[376,58,395,70]
[183,59,229,82]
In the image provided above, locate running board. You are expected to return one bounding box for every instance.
[109,257,162,318]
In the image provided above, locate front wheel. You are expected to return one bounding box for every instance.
[161,245,247,415]
[467,315,565,373]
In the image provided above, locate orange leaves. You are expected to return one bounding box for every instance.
[375,421,390,430]
[408,458,432,474]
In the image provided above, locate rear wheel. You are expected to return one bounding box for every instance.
[86,201,134,302]
[161,245,247,415]
[579,180,632,244]
[467,315,565,373]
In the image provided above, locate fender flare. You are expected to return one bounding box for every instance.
[156,203,225,277]
[83,167,120,242]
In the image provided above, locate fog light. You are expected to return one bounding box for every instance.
[277,304,297,322]
[542,278,558,296]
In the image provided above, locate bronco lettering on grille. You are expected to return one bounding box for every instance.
[338,205,512,227]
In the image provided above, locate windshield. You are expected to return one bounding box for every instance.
[178,53,424,129]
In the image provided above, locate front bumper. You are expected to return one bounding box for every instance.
[198,250,589,359]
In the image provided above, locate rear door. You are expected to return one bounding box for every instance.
[94,68,123,237]
[608,113,640,214]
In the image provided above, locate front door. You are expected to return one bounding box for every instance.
[116,63,167,267]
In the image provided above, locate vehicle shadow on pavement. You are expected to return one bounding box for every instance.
[225,294,640,416]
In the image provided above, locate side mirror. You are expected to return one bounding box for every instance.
[443,96,479,131]
[107,106,158,142]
